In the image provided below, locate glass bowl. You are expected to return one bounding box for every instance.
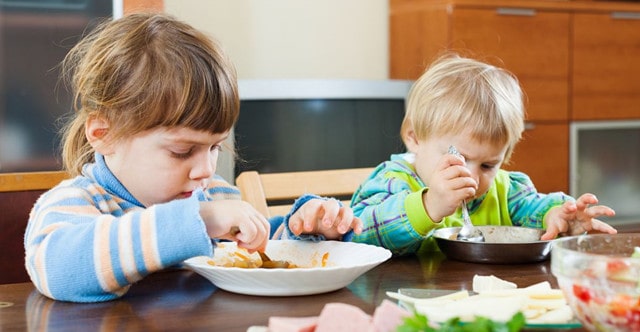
[551,234,640,331]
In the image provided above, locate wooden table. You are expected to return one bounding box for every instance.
[0,250,588,332]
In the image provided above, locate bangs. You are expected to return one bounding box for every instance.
[100,14,239,138]
[153,56,239,134]
[137,33,238,134]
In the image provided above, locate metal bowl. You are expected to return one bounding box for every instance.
[433,226,551,264]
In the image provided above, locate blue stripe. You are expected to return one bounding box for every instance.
[131,214,148,275]
[108,220,127,287]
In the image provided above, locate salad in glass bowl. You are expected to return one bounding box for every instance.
[551,234,640,332]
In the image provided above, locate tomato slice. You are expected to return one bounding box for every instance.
[607,260,630,274]
[573,284,593,302]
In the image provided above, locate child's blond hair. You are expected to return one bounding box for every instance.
[60,13,239,175]
[401,54,525,163]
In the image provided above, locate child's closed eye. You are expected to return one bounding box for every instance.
[171,148,194,159]
[481,163,497,170]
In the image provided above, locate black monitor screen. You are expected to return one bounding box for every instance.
[234,98,406,176]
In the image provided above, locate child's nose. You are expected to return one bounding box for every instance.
[191,154,216,180]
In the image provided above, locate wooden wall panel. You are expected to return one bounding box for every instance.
[124,0,164,14]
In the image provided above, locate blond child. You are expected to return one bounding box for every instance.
[350,54,616,255]
[25,13,361,302]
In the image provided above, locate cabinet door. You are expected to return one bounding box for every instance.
[504,122,569,194]
[389,2,449,79]
[573,12,640,120]
[450,8,570,122]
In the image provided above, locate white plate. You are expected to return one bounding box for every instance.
[184,240,392,296]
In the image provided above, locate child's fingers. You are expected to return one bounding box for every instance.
[334,207,354,234]
[289,199,327,234]
[541,224,561,241]
[441,153,465,168]
[350,217,363,235]
[584,205,616,219]
[589,219,618,235]
[238,208,270,241]
[561,200,578,214]
[575,193,598,207]
[320,199,341,228]
[235,215,269,251]
[288,213,304,235]
[299,199,323,232]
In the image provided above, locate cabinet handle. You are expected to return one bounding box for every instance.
[496,7,536,16]
[524,122,535,131]
[611,12,640,20]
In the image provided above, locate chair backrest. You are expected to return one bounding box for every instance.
[235,168,374,218]
[0,171,70,284]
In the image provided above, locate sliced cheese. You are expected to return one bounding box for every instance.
[527,305,574,324]
[385,290,469,306]
[477,288,564,299]
[524,281,552,291]
[472,275,517,293]
[390,274,574,325]
[415,293,527,323]
[526,298,568,310]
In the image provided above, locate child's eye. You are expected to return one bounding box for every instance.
[211,144,222,152]
[171,148,193,159]
[481,164,496,170]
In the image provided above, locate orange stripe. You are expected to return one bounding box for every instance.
[28,224,67,297]
[118,214,140,283]
[32,239,50,297]
[140,209,161,272]
[95,216,118,291]
[28,221,69,296]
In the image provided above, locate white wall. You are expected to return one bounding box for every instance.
[165,0,388,79]
[164,0,389,182]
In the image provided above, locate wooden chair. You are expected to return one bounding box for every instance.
[0,171,70,284]
[235,168,374,218]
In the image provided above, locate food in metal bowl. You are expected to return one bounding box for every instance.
[433,226,550,264]
[551,233,640,332]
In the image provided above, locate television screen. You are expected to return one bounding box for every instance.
[0,0,113,172]
[234,79,412,176]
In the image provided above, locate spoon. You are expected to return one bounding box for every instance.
[447,146,485,242]
[258,251,272,263]
[457,198,484,242]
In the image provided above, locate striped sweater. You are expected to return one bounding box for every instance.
[24,153,322,302]
[350,153,572,256]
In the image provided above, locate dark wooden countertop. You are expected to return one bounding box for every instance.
[0,250,597,332]
[3,225,639,331]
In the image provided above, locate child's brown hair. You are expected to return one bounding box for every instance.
[60,13,239,175]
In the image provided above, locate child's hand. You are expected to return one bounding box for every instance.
[288,198,363,240]
[423,153,477,222]
[541,193,617,240]
[200,200,270,252]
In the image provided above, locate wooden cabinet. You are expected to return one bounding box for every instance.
[123,0,164,14]
[449,8,569,122]
[573,11,640,120]
[390,0,640,194]
[505,123,569,193]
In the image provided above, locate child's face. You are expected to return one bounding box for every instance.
[407,132,508,199]
[103,126,229,207]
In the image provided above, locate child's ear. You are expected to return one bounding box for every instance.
[402,127,420,153]
[85,116,114,155]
